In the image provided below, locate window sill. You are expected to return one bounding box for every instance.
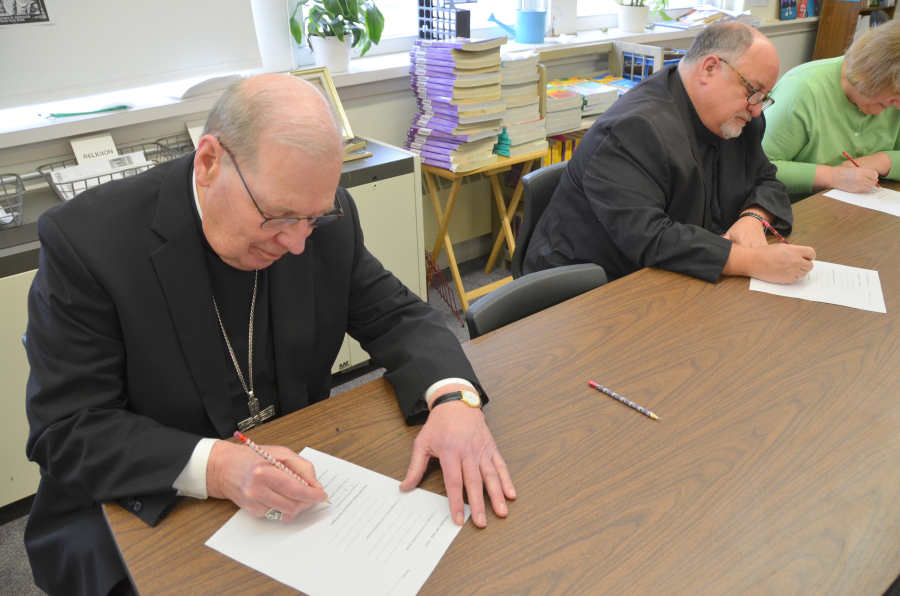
[0,17,818,152]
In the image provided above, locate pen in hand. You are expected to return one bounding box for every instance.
[234,431,330,504]
[842,151,881,188]
[761,219,789,244]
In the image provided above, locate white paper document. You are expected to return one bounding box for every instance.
[749,260,886,313]
[824,186,900,218]
[206,448,469,596]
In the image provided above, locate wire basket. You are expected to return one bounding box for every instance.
[38,141,182,202]
[0,173,25,230]
[156,132,195,155]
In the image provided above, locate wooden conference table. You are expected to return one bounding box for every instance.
[105,184,900,595]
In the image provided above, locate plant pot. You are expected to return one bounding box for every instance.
[617,4,650,33]
[309,35,352,73]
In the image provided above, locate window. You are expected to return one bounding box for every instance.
[578,0,619,16]
[376,0,624,41]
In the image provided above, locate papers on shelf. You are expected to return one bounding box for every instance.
[48,152,153,200]
[824,186,900,218]
[206,448,469,596]
[0,206,12,225]
[749,260,886,313]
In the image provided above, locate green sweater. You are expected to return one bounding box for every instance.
[762,56,900,203]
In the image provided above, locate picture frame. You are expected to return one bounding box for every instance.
[289,67,353,141]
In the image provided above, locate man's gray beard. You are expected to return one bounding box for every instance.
[720,114,752,139]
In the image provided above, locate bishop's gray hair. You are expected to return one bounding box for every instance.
[679,22,757,69]
[201,76,344,171]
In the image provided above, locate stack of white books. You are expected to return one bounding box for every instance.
[494,50,547,158]
[545,87,583,135]
[556,79,619,117]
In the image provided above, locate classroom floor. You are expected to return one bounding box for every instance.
[0,254,510,596]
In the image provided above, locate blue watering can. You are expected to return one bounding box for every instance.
[489,5,562,45]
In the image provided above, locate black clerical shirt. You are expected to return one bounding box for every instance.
[190,195,282,429]
[523,66,792,283]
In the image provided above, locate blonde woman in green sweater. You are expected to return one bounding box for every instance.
[762,20,900,203]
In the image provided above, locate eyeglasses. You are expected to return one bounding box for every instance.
[217,138,344,230]
[718,58,775,112]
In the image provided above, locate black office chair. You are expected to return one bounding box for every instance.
[510,161,567,279]
[870,9,890,27]
[465,263,607,340]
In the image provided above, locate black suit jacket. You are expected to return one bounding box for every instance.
[524,66,792,283]
[24,153,482,596]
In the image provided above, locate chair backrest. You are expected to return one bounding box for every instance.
[465,263,607,340]
[812,0,861,60]
[869,9,890,27]
[510,161,567,279]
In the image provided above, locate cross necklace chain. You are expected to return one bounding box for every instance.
[213,270,274,432]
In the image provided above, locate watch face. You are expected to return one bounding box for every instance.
[461,390,481,407]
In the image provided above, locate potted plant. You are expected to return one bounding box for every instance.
[617,0,670,33]
[290,0,385,73]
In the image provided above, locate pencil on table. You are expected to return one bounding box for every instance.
[588,381,660,421]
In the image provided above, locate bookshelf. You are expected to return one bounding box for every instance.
[858,1,894,17]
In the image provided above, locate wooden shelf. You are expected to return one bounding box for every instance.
[858,2,894,17]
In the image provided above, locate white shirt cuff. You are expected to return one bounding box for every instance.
[173,438,218,499]
[424,378,477,407]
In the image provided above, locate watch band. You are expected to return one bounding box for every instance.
[431,390,481,410]
[431,391,464,409]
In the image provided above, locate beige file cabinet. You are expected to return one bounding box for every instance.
[330,139,425,374]
[0,267,41,507]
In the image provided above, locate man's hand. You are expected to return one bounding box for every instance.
[723,213,768,248]
[206,440,328,521]
[751,244,816,284]
[400,400,515,529]
[832,163,880,193]
[723,242,816,284]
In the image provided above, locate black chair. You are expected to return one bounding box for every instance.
[870,9,890,27]
[510,161,567,279]
[465,263,607,340]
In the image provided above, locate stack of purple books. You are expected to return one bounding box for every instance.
[404,36,508,173]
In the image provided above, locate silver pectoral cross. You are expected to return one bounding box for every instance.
[238,392,275,432]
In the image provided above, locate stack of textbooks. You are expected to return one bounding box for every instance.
[545,86,583,135]
[552,78,619,117]
[593,75,638,96]
[494,50,547,158]
[405,36,508,173]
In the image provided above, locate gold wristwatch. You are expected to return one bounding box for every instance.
[431,389,482,410]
